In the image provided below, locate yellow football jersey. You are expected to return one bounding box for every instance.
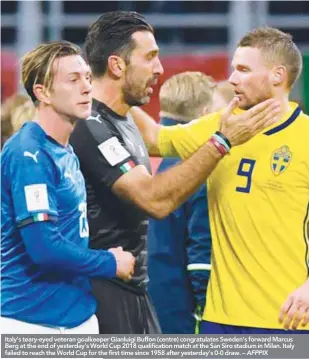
[159,102,309,329]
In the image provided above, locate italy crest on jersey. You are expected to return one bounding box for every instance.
[271,145,292,176]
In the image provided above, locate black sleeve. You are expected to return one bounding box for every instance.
[70,114,138,188]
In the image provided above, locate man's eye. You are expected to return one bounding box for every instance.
[147,53,156,60]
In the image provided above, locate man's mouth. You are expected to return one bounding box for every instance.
[147,77,158,87]
[234,91,244,99]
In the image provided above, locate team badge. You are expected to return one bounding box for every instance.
[271,145,292,176]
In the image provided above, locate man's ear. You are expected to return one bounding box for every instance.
[201,104,209,116]
[107,55,126,79]
[33,84,51,105]
[271,66,287,87]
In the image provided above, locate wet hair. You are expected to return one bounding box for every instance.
[84,11,153,77]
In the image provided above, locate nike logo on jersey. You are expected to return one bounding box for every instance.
[87,114,102,124]
[24,151,39,163]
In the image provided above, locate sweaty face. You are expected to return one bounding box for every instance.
[229,47,273,110]
[49,55,92,121]
[122,31,164,106]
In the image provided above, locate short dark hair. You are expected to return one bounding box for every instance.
[84,11,153,77]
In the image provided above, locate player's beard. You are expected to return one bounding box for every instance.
[240,91,273,110]
[123,84,150,107]
[239,79,273,110]
[122,67,152,107]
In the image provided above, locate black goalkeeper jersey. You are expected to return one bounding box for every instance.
[70,99,151,291]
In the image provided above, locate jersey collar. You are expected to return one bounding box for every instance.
[92,98,127,121]
[26,122,73,151]
[231,101,301,136]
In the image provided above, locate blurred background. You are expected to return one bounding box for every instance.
[2,0,309,118]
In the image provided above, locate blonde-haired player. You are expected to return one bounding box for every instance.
[133,27,309,333]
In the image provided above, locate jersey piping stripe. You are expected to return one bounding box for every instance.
[303,202,309,276]
[17,215,58,228]
[264,106,301,136]
[187,263,212,271]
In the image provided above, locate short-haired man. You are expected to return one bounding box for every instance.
[70,13,280,334]
[133,27,309,333]
[1,41,135,334]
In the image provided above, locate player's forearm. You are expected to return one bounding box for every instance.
[21,222,117,277]
[188,270,209,308]
[146,141,222,219]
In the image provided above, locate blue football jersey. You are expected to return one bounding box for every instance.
[1,122,114,327]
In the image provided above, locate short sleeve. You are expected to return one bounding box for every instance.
[158,112,220,160]
[70,115,138,188]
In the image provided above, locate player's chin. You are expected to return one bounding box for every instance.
[129,95,150,107]
[76,107,92,119]
[238,99,252,111]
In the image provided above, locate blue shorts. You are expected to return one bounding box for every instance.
[200,320,309,334]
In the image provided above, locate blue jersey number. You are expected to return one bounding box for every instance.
[236,158,256,193]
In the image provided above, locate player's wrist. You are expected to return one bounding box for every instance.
[214,131,231,150]
[208,132,231,157]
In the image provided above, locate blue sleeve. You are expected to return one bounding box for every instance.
[185,184,212,310]
[20,221,116,277]
[9,147,116,278]
[10,147,59,223]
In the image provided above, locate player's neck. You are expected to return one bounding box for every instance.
[34,107,74,146]
[92,77,130,117]
[273,94,290,122]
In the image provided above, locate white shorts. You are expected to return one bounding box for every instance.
[0,315,99,358]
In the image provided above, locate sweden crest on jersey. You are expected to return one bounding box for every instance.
[271,145,292,176]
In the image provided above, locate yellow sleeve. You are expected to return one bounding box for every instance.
[158,112,220,160]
